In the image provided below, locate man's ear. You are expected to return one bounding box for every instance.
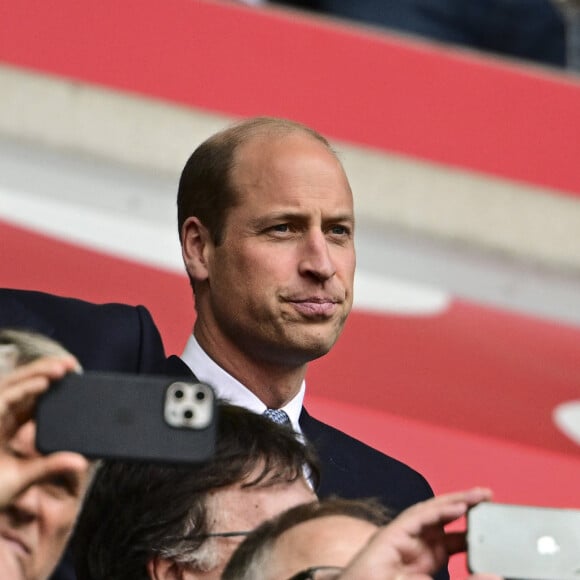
[147,557,193,580]
[181,216,212,282]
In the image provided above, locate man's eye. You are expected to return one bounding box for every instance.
[329,225,349,236]
[271,224,290,233]
[42,474,78,498]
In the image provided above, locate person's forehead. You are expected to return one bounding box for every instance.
[233,131,347,180]
[209,477,316,529]
[267,515,378,574]
[229,132,353,217]
[263,515,378,580]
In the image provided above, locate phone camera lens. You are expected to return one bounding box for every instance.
[196,391,206,401]
[183,409,194,420]
[174,389,184,399]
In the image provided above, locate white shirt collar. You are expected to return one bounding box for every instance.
[180,334,305,435]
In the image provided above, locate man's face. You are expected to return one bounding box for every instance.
[263,514,378,580]
[196,131,355,368]
[173,475,316,580]
[0,422,91,580]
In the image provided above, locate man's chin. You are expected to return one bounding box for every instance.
[0,541,26,579]
[287,334,338,363]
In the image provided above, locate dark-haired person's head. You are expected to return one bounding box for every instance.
[73,403,319,580]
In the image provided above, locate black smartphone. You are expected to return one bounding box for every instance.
[467,502,580,580]
[35,371,216,464]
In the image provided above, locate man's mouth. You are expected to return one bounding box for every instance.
[287,297,340,317]
[0,530,31,558]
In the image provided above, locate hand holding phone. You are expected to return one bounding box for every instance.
[0,355,85,508]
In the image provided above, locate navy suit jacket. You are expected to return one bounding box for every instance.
[0,288,167,580]
[0,288,166,373]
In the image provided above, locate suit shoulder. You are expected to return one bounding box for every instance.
[0,288,157,330]
[0,288,165,372]
[304,413,427,476]
[1,288,139,316]
[301,410,434,510]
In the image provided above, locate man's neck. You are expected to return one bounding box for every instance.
[193,329,306,409]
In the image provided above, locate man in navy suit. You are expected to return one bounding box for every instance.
[1,116,445,576]
[0,288,167,580]
[167,116,441,533]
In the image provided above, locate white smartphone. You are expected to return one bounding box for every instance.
[467,502,580,580]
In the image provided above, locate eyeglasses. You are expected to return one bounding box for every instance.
[171,530,253,542]
[200,530,252,539]
[287,566,344,580]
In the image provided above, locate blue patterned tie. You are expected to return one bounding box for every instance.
[263,408,291,427]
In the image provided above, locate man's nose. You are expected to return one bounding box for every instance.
[7,486,42,525]
[298,231,336,281]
